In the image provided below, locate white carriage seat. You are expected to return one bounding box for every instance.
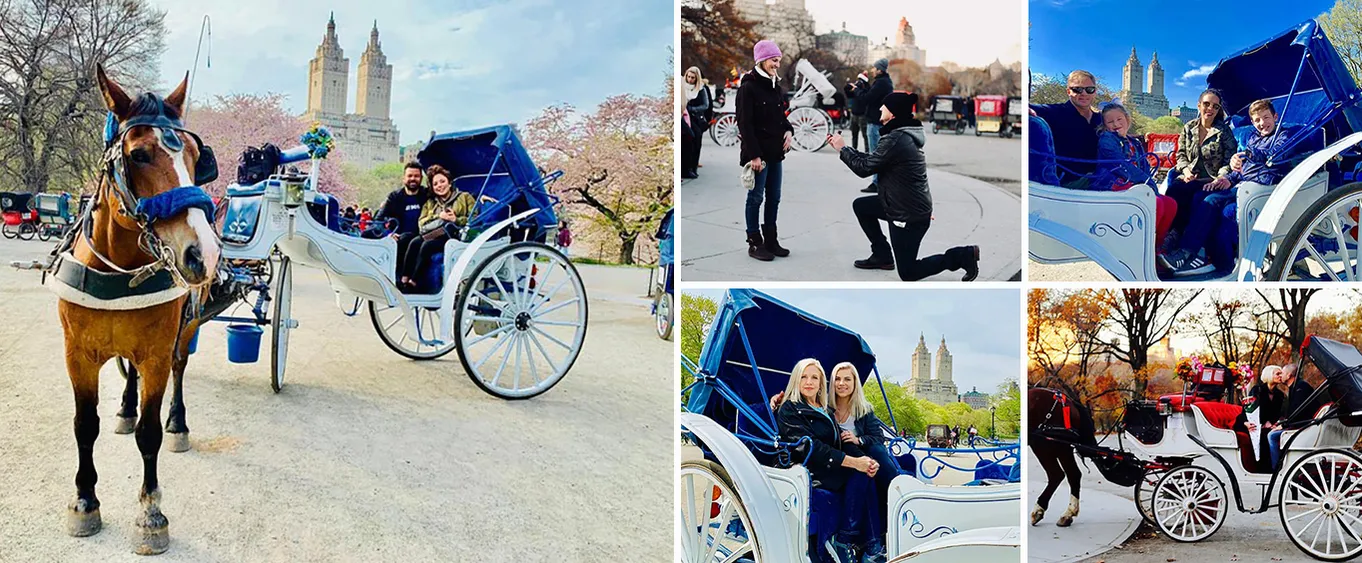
[1279,404,1362,452]
[885,474,1020,556]
[1028,182,1160,281]
[1234,171,1328,264]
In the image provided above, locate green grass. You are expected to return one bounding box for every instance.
[570,257,652,269]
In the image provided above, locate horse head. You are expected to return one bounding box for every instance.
[95,65,220,287]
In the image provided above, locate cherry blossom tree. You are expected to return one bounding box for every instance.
[522,90,672,265]
[185,93,353,203]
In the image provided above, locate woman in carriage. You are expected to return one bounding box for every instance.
[775,358,883,563]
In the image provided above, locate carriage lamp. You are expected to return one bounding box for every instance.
[1157,401,1172,415]
[281,179,305,208]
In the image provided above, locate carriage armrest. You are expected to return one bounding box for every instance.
[1028,182,1159,281]
[1236,172,1327,265]
[1188,403,1238,448]
[227,182,268,198]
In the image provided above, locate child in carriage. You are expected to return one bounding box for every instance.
[1092,102,1178,247]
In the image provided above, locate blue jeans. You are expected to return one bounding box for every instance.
[745,159,783,234]
[1177,188,1236,257]
[1269,428,1285,469]
[867,125,881,184]
[838,471,882,545]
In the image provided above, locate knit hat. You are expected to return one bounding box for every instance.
[874,58,889,72]
[753,40,782,64]
[882,91,919,118]
[856,73,868,82]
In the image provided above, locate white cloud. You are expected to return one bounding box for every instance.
[1181,64,1216,80]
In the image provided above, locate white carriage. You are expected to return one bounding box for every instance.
[208,125,587,399]
[1028,20,1362,281]
[679,290,1020,563]
[706,60,841,153]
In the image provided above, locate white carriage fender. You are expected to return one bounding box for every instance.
[1238,131,1362,280]
[680,412,804,563]
[438,209,541,342]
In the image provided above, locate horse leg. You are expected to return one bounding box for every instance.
[133,359,172,555]
[1055,449,1083,527]
[1032,447,1064,526]
[66,353,104,537]
[164,355,190,453]
[115,360,139,435]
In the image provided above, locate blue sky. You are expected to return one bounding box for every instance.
[1030,0,1336,109]
[148,0,672,144]
[684,289,1022,395]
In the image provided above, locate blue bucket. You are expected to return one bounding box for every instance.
[225,324,263,363]
[186,329,200,355]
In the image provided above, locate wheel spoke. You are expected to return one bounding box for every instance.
[472,327,516,371]
[528,329,565,375]
[531,325,573,350]
[464,322,516,347]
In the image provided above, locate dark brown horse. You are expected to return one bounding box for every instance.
[55,66,220,555]
[1028,382,1098,527]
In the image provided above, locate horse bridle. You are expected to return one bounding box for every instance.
[68,112,220,288]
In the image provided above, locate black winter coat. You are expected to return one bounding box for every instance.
[736,69,793,165]
[686,86,712,133]
[777,400,853,491]
[861,73,893,118]
[832,409,888,459]
[1282,377,1327,427]
[839,124,932,222]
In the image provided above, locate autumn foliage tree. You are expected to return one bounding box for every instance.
[185,93,352,202]
[1099,289,1202,397]
[523,90,672,265]
[681,0,760,85]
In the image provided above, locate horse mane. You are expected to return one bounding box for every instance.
[126,92,179,122]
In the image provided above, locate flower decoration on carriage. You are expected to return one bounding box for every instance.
[1228,361,1253,386]
[300,122,335,160]
[1174,354,1204,382]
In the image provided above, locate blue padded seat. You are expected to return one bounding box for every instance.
[1029,118,1061,185]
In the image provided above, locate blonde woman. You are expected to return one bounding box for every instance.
[775,358,878,563]
[682,66,712,179]
[830,362,892,563]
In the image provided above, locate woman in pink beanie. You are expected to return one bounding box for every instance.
[736,39,795,261]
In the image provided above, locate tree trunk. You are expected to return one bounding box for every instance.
[618,234,637,265]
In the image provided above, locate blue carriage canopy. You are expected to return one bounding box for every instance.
[685,289,878,437]
[657,208,674,266]
[414,125,558,231]
[1206,19,1362,155]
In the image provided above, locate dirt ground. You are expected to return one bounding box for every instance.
[0,236,670,562]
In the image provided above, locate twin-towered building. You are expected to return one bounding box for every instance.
[302,14,401,168]
[1117,47,1171,119]
[906,334,958,405]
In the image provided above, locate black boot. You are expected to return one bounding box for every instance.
[854,247,894,270]
[861,183,878,193]
[961,245,981,281]
[747,232,774,261]
[762,224,789,257]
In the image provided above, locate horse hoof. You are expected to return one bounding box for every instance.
[166,432,190,453]
[134,513,169,555]
[114,416,137,435]
[1057,516,1074,527]
[66,505,102,537]
[134,524,169,555]
[1030,508,1044,526]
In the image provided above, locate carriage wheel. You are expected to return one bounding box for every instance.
[1134,468,1164,526]
[16,222,35,240]
[932,122,939,134]
[1265,182,1362,281]
[654,291,673,341]
[38,225,51,242]
[787,107,830,152]
[269,256,293,393]
[957,121,967,135]
[454,242,587,400]
[1152,465,1228,542]
[0,222,13,239]
[369,301,458,360]
[1279,449,1362,561]
[680,460,760,563]
[710,114,740,147]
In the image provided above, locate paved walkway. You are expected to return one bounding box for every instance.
[680,143,1022,282]
[1027,457,1141,563]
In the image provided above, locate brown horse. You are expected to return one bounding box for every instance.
[1027,383,1098,528]
[54,65,220,555]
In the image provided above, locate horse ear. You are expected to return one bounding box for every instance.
[164,71,189,115]
[96,64,131,118]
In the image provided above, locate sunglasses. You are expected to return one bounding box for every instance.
[1200,101,1222,110]
[1069,86,1097,94]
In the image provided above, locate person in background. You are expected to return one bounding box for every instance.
[860,59,894,194]
[736,39,795,262]
[557,219,573,256]
[844,73,870,151]
[1029,70,1103,188]
[359,207,372,233]
[683,66,712,179]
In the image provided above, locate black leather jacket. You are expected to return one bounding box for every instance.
[777,400,852,491]
[840,124,932,222]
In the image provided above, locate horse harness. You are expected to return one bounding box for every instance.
[44,110,221,357]
[1039,388,1075,431]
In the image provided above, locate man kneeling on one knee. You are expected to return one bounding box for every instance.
[829,92,981,281]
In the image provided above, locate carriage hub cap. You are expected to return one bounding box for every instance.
[515,311,532,331]
[1324,496,1339,514]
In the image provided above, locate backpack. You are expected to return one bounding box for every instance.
[237,143,282,186]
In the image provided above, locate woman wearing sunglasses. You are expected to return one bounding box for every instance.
[1159,89,1238,276]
